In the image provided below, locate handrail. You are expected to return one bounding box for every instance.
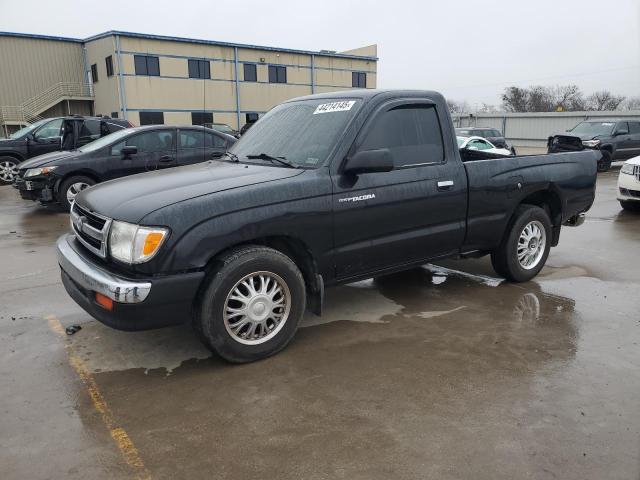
[0,82,94,126]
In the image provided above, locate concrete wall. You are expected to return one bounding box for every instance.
[0,36,85,106]
[453,111,640,149]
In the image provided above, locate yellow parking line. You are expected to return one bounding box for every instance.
[46,315,151,480]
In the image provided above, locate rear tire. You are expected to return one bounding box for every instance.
[58,175,96,211]
[491,205,552,282]
[620,200,640,212]
[0,157,20,185]
[195,245,306,363]
[597,150,612,172]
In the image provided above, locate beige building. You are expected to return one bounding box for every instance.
[0,31,377,134]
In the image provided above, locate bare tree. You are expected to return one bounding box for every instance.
[501,87,529,112]
[478,103,498,113]
[447,99,470,114]
[586,90,626,111]
[621,96,640,111]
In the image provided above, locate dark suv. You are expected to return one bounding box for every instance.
[14,125,235,210]
[560,119,640,171]
[0,116,132,184]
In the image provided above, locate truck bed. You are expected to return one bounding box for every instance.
[461,150,600,252]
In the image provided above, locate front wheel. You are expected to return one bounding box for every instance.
[0,157,20,185]
[58,175,96,211]
[194,245,306,363]
[491,205,552,282]
[597,150,612,172]
[620,200,640,212]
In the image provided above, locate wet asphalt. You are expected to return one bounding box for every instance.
[1,171,639,480]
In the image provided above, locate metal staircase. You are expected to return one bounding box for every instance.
[0,82,94,129]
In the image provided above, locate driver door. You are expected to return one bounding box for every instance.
[28,118,63,157]
[107,129,176,180]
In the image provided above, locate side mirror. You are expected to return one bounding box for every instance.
[343,149,394,175]
[614,129,629,136]
[121,145,137,158]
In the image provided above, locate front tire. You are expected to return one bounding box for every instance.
[597,150,612,172]
[620,200,640,212]
[491,205,552,282]
[195,245,306,363]
[58,175,95,211]
[0,157,20,185]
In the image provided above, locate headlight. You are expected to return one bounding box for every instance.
[109,221,168,264]
[582,140,601,148]
[24,166,58,177]
[621,163,636,175]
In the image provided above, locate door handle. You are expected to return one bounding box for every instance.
[159,155,173,163]
[437,180,454,191]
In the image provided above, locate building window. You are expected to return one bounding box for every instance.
[268,65,286,84]
[191,111,213,126]
[352,72,366,88]
[243,64,257,82]
[246,112,259,123]
[110,112,119,118]
[105,56,114,77]
[90,64,98,83]
[134,55,160,76]
[188,59,211,79]
[139,112,164,125]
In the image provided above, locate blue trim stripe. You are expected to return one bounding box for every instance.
[0,31,377,61]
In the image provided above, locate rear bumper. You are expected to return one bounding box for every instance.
[57,234,205,331]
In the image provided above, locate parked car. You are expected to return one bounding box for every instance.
[455,127,512,150]
[56,89,598,363]
[204,123,239,138]
[457,136,513,156]
[239,120,256,136]
[14,125,235,210]
[0,116,132,185]
[617,154,640,211]
[552,119,640,172]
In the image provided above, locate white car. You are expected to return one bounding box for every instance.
[457,136,513,156]
[618,155,640,211]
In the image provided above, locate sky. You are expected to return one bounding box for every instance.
[1,0,638,108]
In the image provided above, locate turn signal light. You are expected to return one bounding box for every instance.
[95,292,114,311]
[143,232,165,256]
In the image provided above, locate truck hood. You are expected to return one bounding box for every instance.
[18,151,79,169]
[76,161,305,223]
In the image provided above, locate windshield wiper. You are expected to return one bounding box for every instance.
[221,151,239,162]
[246,153,299,168]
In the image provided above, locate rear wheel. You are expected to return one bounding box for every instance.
[597,150,612,172]
[195,245,306,363]
[620,200,640,212]
[0,157,19,185]
[491,205,552,282]
[58,175,95,211]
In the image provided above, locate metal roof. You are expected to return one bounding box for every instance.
[0,30,378,61]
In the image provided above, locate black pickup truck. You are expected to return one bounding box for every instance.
[56,90,598,363]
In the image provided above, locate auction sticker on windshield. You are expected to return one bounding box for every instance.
[313,101,356,115]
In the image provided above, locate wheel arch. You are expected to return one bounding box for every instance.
[0,152,25,163]
[202,235,323,316]
[513,188,563,246]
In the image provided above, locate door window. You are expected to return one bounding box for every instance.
[112,130,174,155]
[615,122,629,134]
[628,121,640,134]
[179,130,205,149]
[79,120,101,143]
[206,132,226,148]
[358,104,444,167]
[34,119,63,140]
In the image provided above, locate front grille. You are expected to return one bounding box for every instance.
[70,202,111,258]
[634,165,640,182]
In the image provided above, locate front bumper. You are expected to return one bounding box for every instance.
[13,175,55,202]
[56,234,205,331]
[617,172,640,202]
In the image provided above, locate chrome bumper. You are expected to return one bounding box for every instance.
[563,212,586,227]
[56,234,151,303]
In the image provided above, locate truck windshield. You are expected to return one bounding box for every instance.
[230,98,361,168]
[9,119,50,139]
[569,122,615,136]
[77,128,131,153]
